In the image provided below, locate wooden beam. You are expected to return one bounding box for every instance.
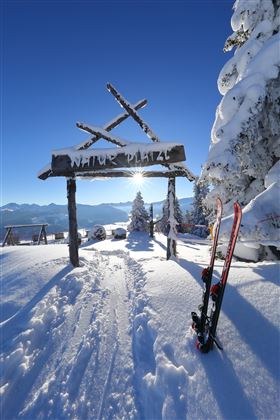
[38,99,147,181]
[170,164,196,182]
[76,123,127,147]
[107,83,196,182]
[51,145,186,175]
[45,169,188,178]
[42,225,48,244]
[71,169,187,178]
[2,227,12,247]
[37,225,43,245]
[107,83,160,142]
[75,99,147,150]
[67,178,79,267]
[4,224,48,228]
[37,225,48,245]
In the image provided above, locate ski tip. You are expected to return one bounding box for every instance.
[216,197,223,218]
[233,201,242,212]
[233,202,242,224]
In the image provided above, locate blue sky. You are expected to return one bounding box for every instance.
[2,0,233,205]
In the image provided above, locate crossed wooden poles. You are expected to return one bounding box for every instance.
[39,84,196,266]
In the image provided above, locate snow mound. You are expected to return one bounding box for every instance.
[265,160,280,188]
[219,182,280,260]
[90,224,106,241]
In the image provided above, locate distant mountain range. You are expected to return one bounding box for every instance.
[0,197,193,239]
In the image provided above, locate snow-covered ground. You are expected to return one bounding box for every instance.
[1,233,279,419]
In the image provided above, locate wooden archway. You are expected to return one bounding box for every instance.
[39,84,196,266]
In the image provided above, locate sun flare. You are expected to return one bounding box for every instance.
[132,172,144,185]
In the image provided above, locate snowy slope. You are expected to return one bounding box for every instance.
[1,234,279,419]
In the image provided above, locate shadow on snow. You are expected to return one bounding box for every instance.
[125,232,154,252]
[200,350,257,419]
[0,264,73,349]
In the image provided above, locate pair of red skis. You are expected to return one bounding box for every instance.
[191,198,242,353]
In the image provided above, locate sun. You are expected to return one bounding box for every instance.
[132,172,144,185]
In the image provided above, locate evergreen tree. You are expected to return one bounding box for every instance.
[201,0,280,254]
[191,180,209,238]
[128,191,149,232]
[158,199,169,235]
[175,198,183,232]
[158,197,183,234]
[184,210,193,234]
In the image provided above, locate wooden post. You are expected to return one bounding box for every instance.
[149,204,154,238]
[167,177,177,260]
[2,227,12,247]
[37,226,43,245]
[42,225,48,244]
[67,178,79,267]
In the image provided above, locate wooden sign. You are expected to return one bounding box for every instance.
[50,144,186,176]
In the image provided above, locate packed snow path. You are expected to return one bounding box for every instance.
[1,249,146,419]
[1,234,279,419]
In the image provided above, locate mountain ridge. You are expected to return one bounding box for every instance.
[0,197,193,239]
[1,196,193,210]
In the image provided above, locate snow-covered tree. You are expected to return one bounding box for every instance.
[201,0,280,259]
[182,210,193,234]
[166,178,177,259]
[128,191,149,232]
[191,181,209,238]
[158,199,169,234]
[184,209,193,225]
[175,198,183,230]
[158,197,183,234]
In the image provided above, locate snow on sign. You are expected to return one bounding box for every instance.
[51,143,186,176]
